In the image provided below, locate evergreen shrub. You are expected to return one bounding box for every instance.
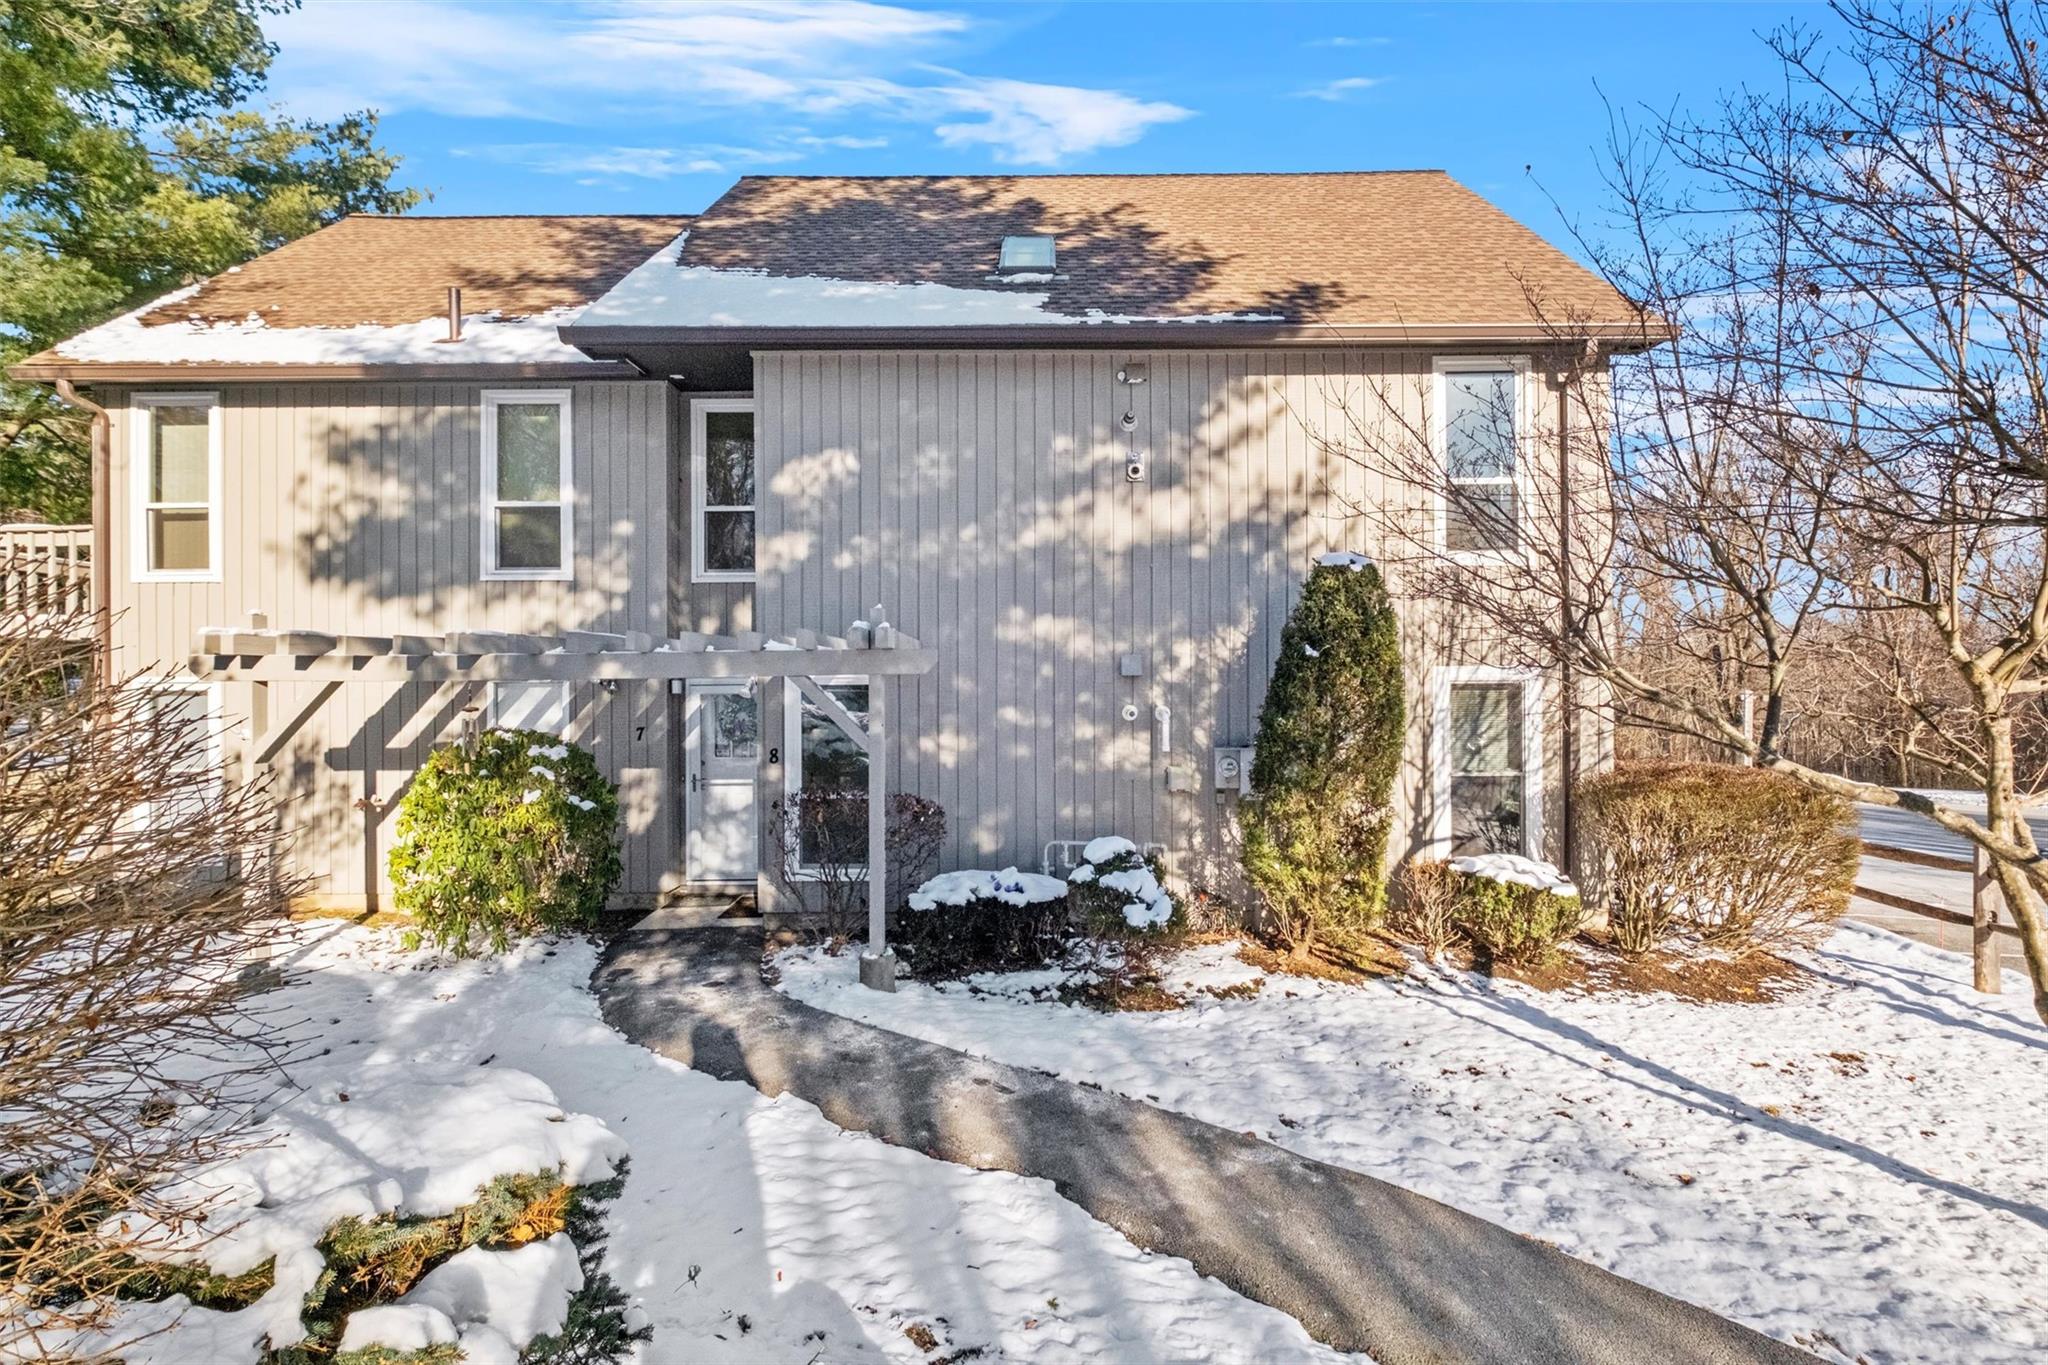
[1241,555,1405,946]
[389,730,621,956]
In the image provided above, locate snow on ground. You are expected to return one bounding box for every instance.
[100,924,1356,1364]
[1857,855,1971,910]
[778,924,2048,1364]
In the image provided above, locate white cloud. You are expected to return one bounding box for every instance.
[266,0,1186,167]
[1307,36,1391,49]
[1291,76,1385,103]
[931,77,1190,166]
[463,139,857,181]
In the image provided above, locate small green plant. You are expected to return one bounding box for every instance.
[1448,866,1582,965]
[389,729,621,956]
[1241,555,1405,949]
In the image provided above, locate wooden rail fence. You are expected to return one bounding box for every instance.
[0,523,92,632]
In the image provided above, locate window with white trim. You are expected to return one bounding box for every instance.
[482,390,572,580]
[133,393,221,580]
[784,677,868,868]
[138,682,221,829]
[691,398,755,581]
[489,681,571,734]
[1437,362,1521,553]
[1446,681,1528,855]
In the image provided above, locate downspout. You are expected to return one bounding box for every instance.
[53,379,112,676]
[1556,365,1576,876]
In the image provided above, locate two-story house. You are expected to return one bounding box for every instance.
[11,172,1649,913]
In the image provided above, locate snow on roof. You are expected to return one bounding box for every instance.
[45,223,694,368]
[571,231,1284,331]
[50,287,599,366]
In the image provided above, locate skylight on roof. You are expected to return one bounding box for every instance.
[998,235,1056,272]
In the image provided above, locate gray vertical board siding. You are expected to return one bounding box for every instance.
[754,348,1590,894]
[102,378,680,904]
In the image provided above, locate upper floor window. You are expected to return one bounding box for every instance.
[1436,359,1523,554]
[481,390,572,581]
[132,393,221,581]
[692,398,755,582]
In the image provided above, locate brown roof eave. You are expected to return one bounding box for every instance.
[6,356,646,385]
[562,318,1674,353]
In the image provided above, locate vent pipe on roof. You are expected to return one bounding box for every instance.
[442,286,463,343]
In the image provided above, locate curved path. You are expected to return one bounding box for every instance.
[596,924,1810,1365]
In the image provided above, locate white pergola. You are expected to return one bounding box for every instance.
[189,611,938,990]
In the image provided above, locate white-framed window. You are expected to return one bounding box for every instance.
[488,681,571,734]
[1433,665,1544,857]
[481,389,573,581]
[691,397,756,582]
[131,393,222,581]
[135,679,223,829]
[782,676,868,871]
[1433,356,1529,556]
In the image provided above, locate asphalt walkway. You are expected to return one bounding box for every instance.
[595,923,1810,1364]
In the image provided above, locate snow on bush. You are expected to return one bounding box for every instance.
[390,729,622,955]
[1444,858,1582,963]
[1068,836,1181,932]
[88,1060,627,1364]
[906,867,1068,910]
[339,1234,585,1362]
[1447,852,1578,897]
[899,868,1073,978]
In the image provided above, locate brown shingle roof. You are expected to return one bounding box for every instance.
[673,172,1632,326]
[137,214,692,329]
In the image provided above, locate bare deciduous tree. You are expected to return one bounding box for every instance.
[0,577,293,1355]
[1317,0,2048,1021]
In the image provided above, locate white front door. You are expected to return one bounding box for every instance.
[685,679,759,883]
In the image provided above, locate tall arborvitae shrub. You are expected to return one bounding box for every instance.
[1241,556,1405,947]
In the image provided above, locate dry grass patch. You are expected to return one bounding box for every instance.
[1237,932,1409,985]
[1482,934,1807,1003]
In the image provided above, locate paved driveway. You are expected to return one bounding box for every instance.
[1857,802,2048,862]
[596,923,1812,1365]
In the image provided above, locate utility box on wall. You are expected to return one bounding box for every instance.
[1213,746,1254,795]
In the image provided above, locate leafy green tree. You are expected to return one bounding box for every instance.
[1,0,425,519]
[1241,556,1405,949]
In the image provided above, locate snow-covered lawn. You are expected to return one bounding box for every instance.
[96,924,1354,1364]
[779,924,2048,1365]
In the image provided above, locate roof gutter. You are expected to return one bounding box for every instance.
[51,379,112,674]
[7,359,645,384]
[559,317,1675,354]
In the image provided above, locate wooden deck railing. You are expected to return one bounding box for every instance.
[0,523,93,631]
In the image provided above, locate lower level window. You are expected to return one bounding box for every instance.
[141,684,218,827]
[1447,682,1526,855]
[791,680,868,867]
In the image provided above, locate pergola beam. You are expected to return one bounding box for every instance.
[189,613,930,994]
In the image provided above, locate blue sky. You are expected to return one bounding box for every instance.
[264,1,1840,251]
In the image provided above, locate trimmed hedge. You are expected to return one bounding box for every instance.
[1578,762,1858,955]
[1448,868,1582,964]
[390,730,621,956]
[897,869,1074,979]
